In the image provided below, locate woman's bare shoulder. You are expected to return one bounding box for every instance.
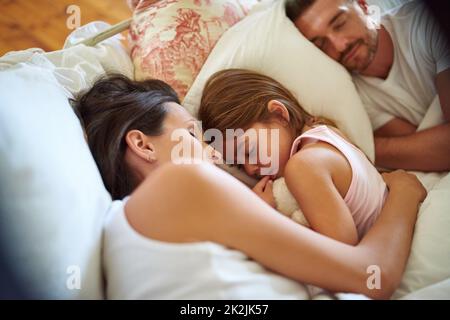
[124,163,217,243]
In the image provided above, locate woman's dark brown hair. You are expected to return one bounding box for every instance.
[71,74,180,200]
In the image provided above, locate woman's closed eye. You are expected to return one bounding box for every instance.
[188,122,202,140]
[189,128,197,138]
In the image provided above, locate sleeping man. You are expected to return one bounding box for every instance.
[286,0,450,172]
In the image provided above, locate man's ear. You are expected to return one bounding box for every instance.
[125,130,157,163]
[267,100,290,124]
[357,0,369,14]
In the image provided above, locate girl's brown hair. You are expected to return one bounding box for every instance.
[198,69,332,136]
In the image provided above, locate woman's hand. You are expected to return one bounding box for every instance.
[252,176,276,208]
[382,170,427,203]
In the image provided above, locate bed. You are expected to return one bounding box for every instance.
[0,0,449,300]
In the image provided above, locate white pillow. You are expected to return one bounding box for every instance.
[0,65,111,299]
[0,22,134,95]
[0,22,130,299]
[184,0,375,162]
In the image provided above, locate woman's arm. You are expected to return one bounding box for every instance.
[283,144,359,245]
[126,162,425,299]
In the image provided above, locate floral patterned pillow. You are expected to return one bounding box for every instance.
[129,0,257,101]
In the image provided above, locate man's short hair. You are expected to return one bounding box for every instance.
[285,0,316,22]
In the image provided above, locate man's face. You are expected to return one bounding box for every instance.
[294,0,379,73]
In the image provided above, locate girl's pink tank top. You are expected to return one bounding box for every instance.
[290,125,388,239]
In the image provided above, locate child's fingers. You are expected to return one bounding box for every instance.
[263,179,273,194]
[252,176,270,192]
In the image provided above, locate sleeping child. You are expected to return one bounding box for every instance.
[198,68,389,245]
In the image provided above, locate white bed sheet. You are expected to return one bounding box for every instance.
[400,278,450,300]
[0,21,133,97]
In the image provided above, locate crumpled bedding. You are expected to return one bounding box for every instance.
[0,21,133,97]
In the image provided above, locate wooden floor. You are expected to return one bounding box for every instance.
[0,0,131,56]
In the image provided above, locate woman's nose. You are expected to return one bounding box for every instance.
[209,148,222,164]
[203,143,222,164]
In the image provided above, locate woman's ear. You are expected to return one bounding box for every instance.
[125,130,157,163]
[267,100,290,124]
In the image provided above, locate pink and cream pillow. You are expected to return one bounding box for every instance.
[129,0,257,100]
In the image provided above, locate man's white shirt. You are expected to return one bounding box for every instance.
[354,1,450,130]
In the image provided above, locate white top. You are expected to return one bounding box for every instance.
[354,1,450,130]
[102,198,310,299]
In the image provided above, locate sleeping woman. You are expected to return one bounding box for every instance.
[72,74,425,299]
[198,69,394,245]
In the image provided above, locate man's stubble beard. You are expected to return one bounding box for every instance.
[351,26,380,75]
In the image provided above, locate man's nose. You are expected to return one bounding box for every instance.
[328,34,349,53]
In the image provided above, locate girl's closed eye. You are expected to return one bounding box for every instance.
[248,143,257,162]
[234,139,248,169]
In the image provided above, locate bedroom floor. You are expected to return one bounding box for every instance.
[0,0,131,56]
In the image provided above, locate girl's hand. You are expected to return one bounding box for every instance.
[382,170,427,203]
[252,176,276,208]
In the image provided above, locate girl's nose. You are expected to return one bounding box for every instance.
[243,163,259,178]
